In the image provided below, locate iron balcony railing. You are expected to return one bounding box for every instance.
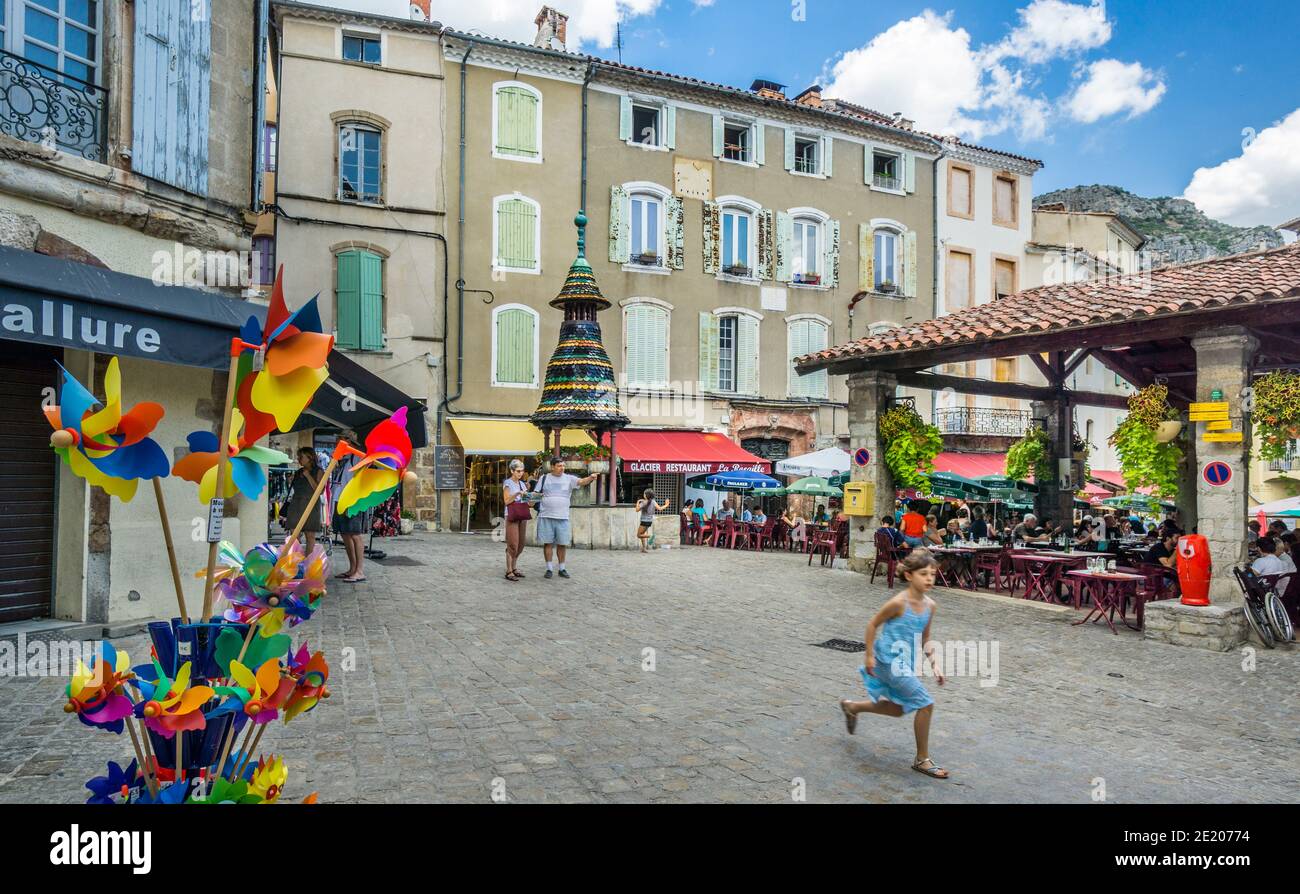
[0,48,108,163]
[934,407,1033,437]
[873,174,901,191]
[1268,440,1300,472]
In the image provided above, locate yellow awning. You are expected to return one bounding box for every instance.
[449,419,592,456]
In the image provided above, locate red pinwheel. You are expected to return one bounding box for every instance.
[64,642,136,734]
[336,407,414,516]
[135,661,214,737]
[214,658,294,726]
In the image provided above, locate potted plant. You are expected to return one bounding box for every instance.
[1108,384,1182,498]
[1006,426,1053,483]
[1252,371,1300,463]
[795,272,821,286]
[634,252,661,267]
[879,403,943,491]
[877,280,896,294]
[576,442,611,474]
[723,263,752,278]
[400,509,416,535]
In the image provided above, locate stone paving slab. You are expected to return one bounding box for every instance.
[1,533,1296,804]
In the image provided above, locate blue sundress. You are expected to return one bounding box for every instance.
[859,600,934,713]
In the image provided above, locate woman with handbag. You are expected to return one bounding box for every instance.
[502,459,532,581]
[284,447,324,553]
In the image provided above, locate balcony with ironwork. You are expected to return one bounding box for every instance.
[934,407,1032,437]
[0,48,108,163]
[1267,440,1300,473]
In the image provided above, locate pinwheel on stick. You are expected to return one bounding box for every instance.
[45,357,188,621]
[336,406,416,518]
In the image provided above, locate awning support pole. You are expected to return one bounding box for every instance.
[609,428,617,506]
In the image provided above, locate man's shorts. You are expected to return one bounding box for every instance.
[536,517,571,546]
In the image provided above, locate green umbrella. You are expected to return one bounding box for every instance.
[1101,494,1162,513]
[782,476,843,498]
[925,471,991,500]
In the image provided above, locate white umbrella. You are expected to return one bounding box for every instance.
[1249,495,1300,516]
[775,447,850,479]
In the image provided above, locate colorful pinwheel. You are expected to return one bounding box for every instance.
[45,357,169,502]
[133,660,214,737]
[235,267,334,444]
[248,755,287,803]
[282,645,330,724]
[337,406,414,517]
[85,760,143,805]
[171,411,291,504]
[189,776,264,805]
[211,539,328,631]
[213,658,293,726]
[64,642,136,734]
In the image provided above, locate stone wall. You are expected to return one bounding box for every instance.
[1143,600,1247,652]
[524,507,679,550]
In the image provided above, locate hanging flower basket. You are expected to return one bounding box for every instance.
[1154,420,1183,443]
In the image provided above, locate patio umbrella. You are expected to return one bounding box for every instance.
[774,447,850,479]
[687,470,782,516]
[1101,494,1163,514]
[782,476,843,498]
[1249,495,1300,516]
[926,472,991,501]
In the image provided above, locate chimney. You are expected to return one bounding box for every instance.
[793,85,822,108]
[749,79,787,101]
[409,0,431,21]
[534,6,569,51]
[891,112,914,130]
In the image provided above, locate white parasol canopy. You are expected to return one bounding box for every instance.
[775,447,850,479]
[1249,495,1300,516]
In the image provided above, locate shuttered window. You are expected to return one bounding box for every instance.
[133,0,209,192]
[630,194,662,261]
[994,174,1018,227]
[788,319,829,399]
[494,306,537,387]
[873,230,898,290]
[624,304,669,389]
[949,163,973,217]
[495,84,541,160]
[721,208,751,272]
[495,197,539,271]
[335,250,385,352]
[792,218,820,280]
[339,125,382,203]
[946,249,973,312]
[994,258,1017,299]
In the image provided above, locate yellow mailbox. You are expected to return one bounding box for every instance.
[843,481,875,516]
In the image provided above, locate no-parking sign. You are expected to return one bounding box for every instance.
[1202,461,1232,487]
[854,447,871,467]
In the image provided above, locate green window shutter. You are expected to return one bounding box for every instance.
[619,95,633,141]
[609,186,630,263]
[775,211,793,283]
[784,129,795,172]
[903,230,918,298]
[665,105,676,150]
[754,123,766,166]
[823,136,834,178]
[904,152,916,193]
[665,196,685,270]
[495,308,536,385]
[863,143,874,185]
[858,222,874,292]
[698,312,719,391]
[497,198,538,269]
[711,115,723,157]
[737,315,759,394]
[824,219,841,289]
[757,209,775,280]
[359,252,384,351]
[496,86,539,158]
[335,251,361,350]
[702,201,720,273]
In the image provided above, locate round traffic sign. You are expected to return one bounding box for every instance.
[1202,461,1232,487]
[854,447,871,467]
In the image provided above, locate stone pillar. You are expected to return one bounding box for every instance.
[1030,398,1075,536]
[1192,328,1258,604]
[846,371,896,573]
[1175,427,1198,534]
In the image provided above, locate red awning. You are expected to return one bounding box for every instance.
[604,430,771,474]
[930,452,1009,480]
[1089,469,1125,489]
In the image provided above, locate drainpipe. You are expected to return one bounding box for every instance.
[581,61,595,213]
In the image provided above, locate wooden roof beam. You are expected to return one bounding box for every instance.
[893,370,1130,409]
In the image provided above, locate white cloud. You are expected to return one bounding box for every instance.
[1183,108,1300,227]
[990,0,1111,64]
[313,0,661,48]
[1065,59,1166,123]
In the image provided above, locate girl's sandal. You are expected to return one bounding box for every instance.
[505,572,519,582]
[912,759,949,779]
[513,570,525,578]
[839,699,857,735]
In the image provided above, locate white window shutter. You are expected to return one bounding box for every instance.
[665,105,676,149]
[824,219,840,289]
[757,209,775,280]
[754,123,766,165]
[863,143,874,185]
[698,312,720,391]
[665,195,685,270]
[859,222,874,291]
[788,321,808,397]
[609,185,630,263]
[823,136,833,177]
[808,323,829,398]
[905,152,916,193]
[702,201,720,273]
[784,128,795,171]
[651,307,669,385]
[619,96,633,141]
[775,211,793,283]
[737,315,759,394]
[903,230,918,297]
[712,115,724,157]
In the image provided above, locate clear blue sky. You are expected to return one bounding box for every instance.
[329,0,1300,225]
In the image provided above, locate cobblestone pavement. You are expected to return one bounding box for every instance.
[2,533,1296,804]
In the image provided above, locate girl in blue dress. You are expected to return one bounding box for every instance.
[839,549,949,779]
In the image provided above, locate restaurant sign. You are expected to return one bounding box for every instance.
[625,460,770,474]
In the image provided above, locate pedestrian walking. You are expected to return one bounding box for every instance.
[284,447,324,553]
[533,457,599,579]
[502,459,532,581]
[635,489,671,553]
[332,430,368,583]
[838,549,949,780]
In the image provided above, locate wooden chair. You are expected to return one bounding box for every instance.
[751,518,776,551]
[869,529,904,587]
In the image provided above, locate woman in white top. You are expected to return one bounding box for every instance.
[502,459,531,581]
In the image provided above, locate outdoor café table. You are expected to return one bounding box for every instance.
[929,546,978,589]
[1067,569,1145,634]
[1011,554,1082,602]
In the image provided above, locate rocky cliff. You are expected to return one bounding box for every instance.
[1032,184,1283,267]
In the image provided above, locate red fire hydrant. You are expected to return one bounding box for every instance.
[1177,534,1211,606]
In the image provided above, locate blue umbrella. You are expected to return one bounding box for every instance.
[702,470,782,491]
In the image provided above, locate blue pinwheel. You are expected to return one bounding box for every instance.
[85,759,142,805]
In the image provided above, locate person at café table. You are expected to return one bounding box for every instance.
[1252,536,1295,589]
[786,506,809,549]
[967,507,989,541]
[880,515,908,551]
[943,519,965,544]
[752,505,768,525]
[1073,519,1094,550]
[1012,513,1048,543]
[899,502,928,547]
[716,500,734,521]
[740,502,754,523]
[923,515,945,546]
[813,504,830,525]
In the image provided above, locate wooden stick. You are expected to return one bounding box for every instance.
[286,453,340,545]
[138,718,159,792]
[153,478,189,624]
[200,343,244,621]
[229,720,258,781]
[124,717,158,799]
[175,728,184,791]
[210,716,241,792]
[235,724,268,780]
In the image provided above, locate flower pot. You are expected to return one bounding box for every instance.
[1154,420,1183,443]
[400,518,414,535]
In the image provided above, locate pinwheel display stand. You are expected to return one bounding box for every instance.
[55,269,413,805]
